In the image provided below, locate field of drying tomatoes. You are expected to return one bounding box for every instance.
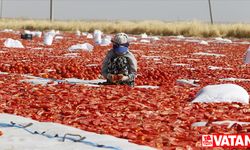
[0,31,250,149]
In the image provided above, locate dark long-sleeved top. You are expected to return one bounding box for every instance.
[101,49,137,81]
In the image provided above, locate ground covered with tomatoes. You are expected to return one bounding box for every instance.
[0,31,250,149]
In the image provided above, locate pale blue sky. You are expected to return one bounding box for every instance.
[1,0,250,23]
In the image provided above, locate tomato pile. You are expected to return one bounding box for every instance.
[0,31,250,149]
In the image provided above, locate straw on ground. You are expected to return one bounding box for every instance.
[1,19,250,38]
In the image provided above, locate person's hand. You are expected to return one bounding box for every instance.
[117,74,129,81]
[107,74,129,82]
[107,74,120,83]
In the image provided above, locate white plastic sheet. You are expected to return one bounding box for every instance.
[55,36,63,40]
[128,37,137,42]
[177,79,199,87]
[140,39,150,43]
[151,36,160,41]
[193,52,225,57]
[199,40,209,45]
[219,78,250,82]
[63,53,79,58]
[0,113,155,150]
[215,37,232,43]
[135,85,159,89]
[176,35,185,39]
[192,120,250,128]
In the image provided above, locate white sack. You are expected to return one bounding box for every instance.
[4,38,24,48]
[192,84,249,104]
[68,43,94,52]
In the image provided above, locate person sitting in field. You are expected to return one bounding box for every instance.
[101,33,137,86]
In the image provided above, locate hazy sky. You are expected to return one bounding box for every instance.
[1,0,250,23]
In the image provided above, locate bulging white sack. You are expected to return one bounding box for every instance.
[151,36,160,41]
[93,30,102,44]
[192,84,249,104]
[76,30,81,36]
[141,33,148,38]
[100,36,112,46]
[87,33,93,39]
[46,30,59,37]
[43,33,54,45]
[68,43,94,52]
[24,30,31,34]
[2,29,14,33]
[244,46,250,64]
[176,35,185,39]
[200,40,209,45]
[33,31,42,38]
[4,38,24,48]
[82,32,88,36]
[128,37,137,42]
[55,36,63,40]
[24,30,42,38]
